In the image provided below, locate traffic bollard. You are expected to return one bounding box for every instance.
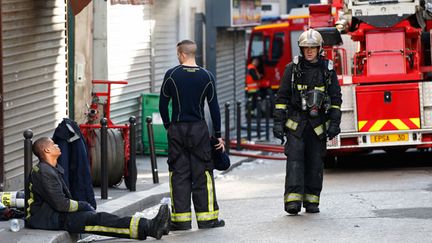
[246,100,252,141]
[236,101,242,151]
[265,95,271,141]
[146,117,159,184]
[23,129,33,227]
[225,102,230,154]
[256,97,262,140]
[128,116,137,191]
[100,118,108,199]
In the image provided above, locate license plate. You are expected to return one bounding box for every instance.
[371,133,409,143]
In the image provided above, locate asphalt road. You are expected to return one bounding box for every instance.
[84,150,432,243]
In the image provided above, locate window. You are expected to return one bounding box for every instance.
[251,33,263,57]
[272,32,284,61]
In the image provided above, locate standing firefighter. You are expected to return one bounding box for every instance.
[159,40,225,230]
[273,29,342,215]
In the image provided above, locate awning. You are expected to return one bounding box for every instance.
[69,0,154,16]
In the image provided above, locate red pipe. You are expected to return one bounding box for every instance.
[229,140,284,153]
[229,151,286,160]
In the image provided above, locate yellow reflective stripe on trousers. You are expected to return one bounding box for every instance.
[297,84,307,90]
[285,119,298,130]
[205,171,214,212]
[196,210,219,221]
[129,216,140,239]
[284,193,303,203]
[314,86,325,92]
[314,125,324,136]
[275,104,287,109]
[69,200,78,212]
[171,212,192,222]
[85,225,130,235]
[169,172,175,213]
[304,194,320,204]
[331,105,341,110]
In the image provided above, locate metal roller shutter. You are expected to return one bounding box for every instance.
[2,0,67,190]
[107,3,153,144]
[216,29,246,132]
[152,0,179,92]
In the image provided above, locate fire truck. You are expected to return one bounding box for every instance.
[246,0,432,160]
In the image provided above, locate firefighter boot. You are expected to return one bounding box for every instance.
[198,219,225,229]
[285,202,301,215]
[304,203,320,213]
[146,204,170,239]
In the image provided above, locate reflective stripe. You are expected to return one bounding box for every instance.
[171,212,192,222]
[297,84,307,90]
[315,86,325,92]
[285,119,298,131]
[32,165,39,172]
[26,183,33,219]
[314,125,324,136]
[284,193,303,203]
[169,172,175,213]
[129,216,140,239]
[69,200,78,212]
[275,104,287,110]
[304,194,320,204]
[330,105,340,109]
[196,210,219,221]
[85,225,130,235]
[205,171,214,212]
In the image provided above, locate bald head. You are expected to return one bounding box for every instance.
[177,39,197,57]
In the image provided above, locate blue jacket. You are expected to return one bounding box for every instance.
[53,118,96,209]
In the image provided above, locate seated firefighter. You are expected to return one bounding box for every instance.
[26,137,170,240]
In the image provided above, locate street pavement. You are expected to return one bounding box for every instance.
[2,149,432,242]
[91,149,432,242]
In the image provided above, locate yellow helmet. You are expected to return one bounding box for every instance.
[298,29,323,52]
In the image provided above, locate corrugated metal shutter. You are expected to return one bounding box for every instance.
[216,29,246,132]
[2,0,67,190]
[152,0,178,92]
[107,4,152,143]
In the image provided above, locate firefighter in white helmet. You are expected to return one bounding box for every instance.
[273,29,342,215]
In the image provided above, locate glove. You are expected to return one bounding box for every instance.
[327,124,340,140]
[273,121,285,144]
[78,201,95,212]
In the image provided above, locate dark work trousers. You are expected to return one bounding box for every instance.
[60,211,149,240]
[284,122,326,207]
[167,120,219,228]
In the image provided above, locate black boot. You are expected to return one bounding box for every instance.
[170,221,192,231]
[305,204,320,213]
[285,202,301,215]
[198,219,225,229]
[147,204,170,239]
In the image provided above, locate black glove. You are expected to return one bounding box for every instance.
[273,121,285,144]
[327,124,340,140]
[78,201,95,212]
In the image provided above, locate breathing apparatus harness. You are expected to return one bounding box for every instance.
[291,56,333,118]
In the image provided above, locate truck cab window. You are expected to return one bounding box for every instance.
[251,33,264,57]
[272,32,285,61]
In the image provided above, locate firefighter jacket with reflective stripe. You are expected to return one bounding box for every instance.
[26,161,83,230]
[245,64,260,93]
[275,56,342,139]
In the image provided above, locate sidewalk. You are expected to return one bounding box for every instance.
[0,153,248,243]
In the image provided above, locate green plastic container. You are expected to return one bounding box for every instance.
[141,93,171,155]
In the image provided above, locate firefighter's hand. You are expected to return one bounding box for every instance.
[214,137,225,152]
[273,122,285,144]
[78,201,95,212]
[327,124,340,140]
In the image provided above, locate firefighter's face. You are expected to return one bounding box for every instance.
[302,46,319,62]
[46,139,61,157]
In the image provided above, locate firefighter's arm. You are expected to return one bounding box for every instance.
[273,64,293,143]
[327,70,342,125]
[37,171,82,213]
[326,71,342,139]
[159,72,172,129]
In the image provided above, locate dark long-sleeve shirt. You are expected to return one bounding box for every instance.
[159,65,222,138]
